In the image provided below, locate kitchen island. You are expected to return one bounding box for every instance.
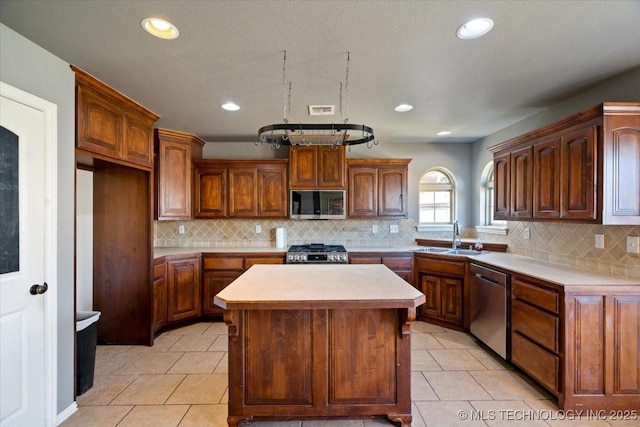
[214,264,425,426]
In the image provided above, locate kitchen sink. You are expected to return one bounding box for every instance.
[446,249,485,256]
[413,247,452,253]
[413,247,486,256]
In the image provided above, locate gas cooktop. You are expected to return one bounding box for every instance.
[286,244,348,263]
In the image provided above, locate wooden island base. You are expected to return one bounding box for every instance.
[224,307,416,427]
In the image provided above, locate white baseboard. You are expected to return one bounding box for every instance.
[56,402,77,426]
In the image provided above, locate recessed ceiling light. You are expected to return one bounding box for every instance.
[394,104,413,112]
[456,17,494,39]
[437,131,452,136]
[141,18,179,40]
[221,102,240,111]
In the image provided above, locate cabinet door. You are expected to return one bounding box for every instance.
[167,258,202,322]
[378,167,407,217]
[289,145,318,188]
[258,165,288,217]
[203,271,241,316]
[317,146,346,188]
[603,114,640,224]
[123,113,154,168]
[76,84,123,159]
[348,167,377,217]
[560,126,597,219]
[440,278,463,324]
[157,139,192,219]
[194,167,227,218]
[417,273,441,320]
[228,167,258,217]
[153,277,167,332]
[493,153,510,220]
[533,137,561,218]
[510,146,533,219]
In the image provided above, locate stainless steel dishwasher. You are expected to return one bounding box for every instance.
[469,263,509,359]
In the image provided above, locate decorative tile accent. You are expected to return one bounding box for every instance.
[155,219,640,279]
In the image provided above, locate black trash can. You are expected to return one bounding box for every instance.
[76,311,100,396]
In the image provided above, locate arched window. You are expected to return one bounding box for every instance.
[478,162,507,233]
[419,168,455,224]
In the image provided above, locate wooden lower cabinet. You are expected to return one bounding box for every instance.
[203,271,242,317]
[509,273,640,410]
[225,307,414,426]
[166,256,202,322]
[510,277,561,395]
[202,253,285,317]
[413,254,466,329]
[349,252,413,284]
[563,291,640,410]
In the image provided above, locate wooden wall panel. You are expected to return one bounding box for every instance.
[613,296,640,394]
[573,296,605,394]
[328,308,397,404]
[244,310,313,405]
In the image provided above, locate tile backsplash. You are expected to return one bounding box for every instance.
[155,219,640,280]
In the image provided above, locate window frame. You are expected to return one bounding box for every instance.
[417,167,456,231]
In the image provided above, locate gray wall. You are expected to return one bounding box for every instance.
[0,23,76,415]
[470,65,640,225]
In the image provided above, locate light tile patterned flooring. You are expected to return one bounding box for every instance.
[62,321,634,427]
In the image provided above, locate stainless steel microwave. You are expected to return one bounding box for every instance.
[290,190,346,220]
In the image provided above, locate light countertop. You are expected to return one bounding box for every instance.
[470,252,639,287]
[214,264,426,310]
[155,246,639,288]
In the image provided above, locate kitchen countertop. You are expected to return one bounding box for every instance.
[154,246,639,288]
[470,252,639,287]
[214,264,425,310]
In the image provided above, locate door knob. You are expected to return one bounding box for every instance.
[30,282,48,295]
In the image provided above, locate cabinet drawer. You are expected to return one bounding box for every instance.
[415,256,465,277]
[512,279,559,314]
[153,262,166,279]
[245,256,285,269]
[512,300,559,353]
[350,257,382,264]
[511,332,559,394]
[203,257,244,271]
[382,257,412,270]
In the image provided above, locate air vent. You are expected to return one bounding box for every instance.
[308,105,335,116]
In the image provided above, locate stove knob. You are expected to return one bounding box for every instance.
[328,254,334,261]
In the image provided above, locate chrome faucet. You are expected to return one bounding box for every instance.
[452,221,461,249]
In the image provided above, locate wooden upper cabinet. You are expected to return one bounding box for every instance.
[347,159,410,218]
[194,163,227,218]
[378,166,407,217]
[290,145,346,189]
[510,146,533,219]
[493,153,511,220]
[228,167,259,217]
[490,102,640,224]
[560,126,596,219]
[194,160,288,219]
[73,65,158,170]
[348,167,377,217]
[533,137,561,218]
[258,164,288,217]
[155,129,204,220]
[602,108,640,224]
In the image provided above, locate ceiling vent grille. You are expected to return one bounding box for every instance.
[308,105,335,116]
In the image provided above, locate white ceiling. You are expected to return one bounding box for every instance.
[1,1,639,144]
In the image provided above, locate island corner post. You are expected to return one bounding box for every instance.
[214,264,426,426]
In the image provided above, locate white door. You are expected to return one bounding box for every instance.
[0,83,57,426]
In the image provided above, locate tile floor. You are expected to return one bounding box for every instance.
[61,321,635,427]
